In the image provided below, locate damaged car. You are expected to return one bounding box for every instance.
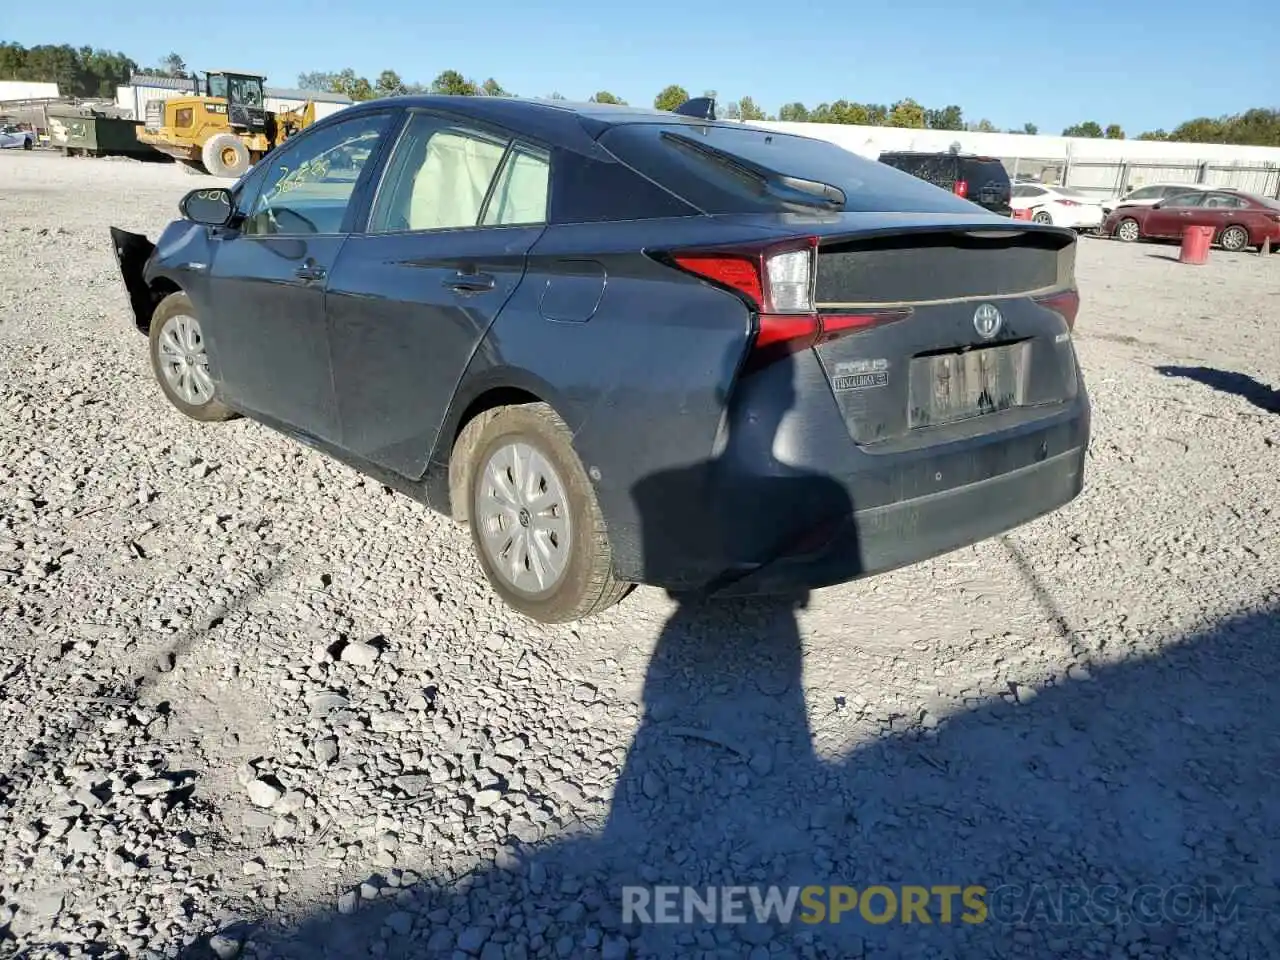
[110,95,1091,623]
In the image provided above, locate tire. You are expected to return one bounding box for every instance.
[22,137,32,151]
[148,291,237,422]
[465,402,629,623]
[1032,209,1053,225]
[1115,217,1140,242]
[201,133,251,178]
[1219,224,1248,252]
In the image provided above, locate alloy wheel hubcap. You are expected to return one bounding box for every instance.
[475,441,571,595]
[1119,221,1138,240]
[158,313,215,406]
[1223,229,1244,250]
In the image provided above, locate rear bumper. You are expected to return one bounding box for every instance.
[1054,207,1103,229]
[712,441,1086,595]
[613,347,1091,594]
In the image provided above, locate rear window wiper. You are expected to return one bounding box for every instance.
[660,131,846,211]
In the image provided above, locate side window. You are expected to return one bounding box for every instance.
[1012,185,1031,198]
[1159,185,1193,198]
[231,161,271,220]
[1165,192,1204,208]
[369,113,511,233]
[482,143,550,226]
[1204,193,1244,209]
[242,111,389,237]
[1126,186,1160,200]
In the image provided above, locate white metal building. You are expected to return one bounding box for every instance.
[744,120,1280,198]
[0,80,60,103]
[113,75,352,122]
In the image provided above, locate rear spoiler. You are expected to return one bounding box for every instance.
[673,97,716,121]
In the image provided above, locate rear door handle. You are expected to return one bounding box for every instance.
[294,262,327,282]
[444,271,495,293]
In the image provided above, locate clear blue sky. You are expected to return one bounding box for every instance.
[7,0,1278,135]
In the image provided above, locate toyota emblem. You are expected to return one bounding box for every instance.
[973,303,1003,340]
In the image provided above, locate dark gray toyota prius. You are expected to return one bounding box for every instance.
[110,96,1090,623]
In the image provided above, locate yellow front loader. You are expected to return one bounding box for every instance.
[136,71,319,178]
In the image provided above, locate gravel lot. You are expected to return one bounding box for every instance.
[1,151,1279,960]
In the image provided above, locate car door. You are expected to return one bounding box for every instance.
[203,108,394,442]
[1199,192,1246,237]
[1143,191,1205,238]
[324,111,550,477]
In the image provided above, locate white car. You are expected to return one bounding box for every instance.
[0,124,34,150]
[1099,182,1205,216]
[1010,184,1105,230]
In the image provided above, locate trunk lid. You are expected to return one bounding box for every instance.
[808,224,1079,449]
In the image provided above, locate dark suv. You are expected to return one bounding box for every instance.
[877,151,1013,217]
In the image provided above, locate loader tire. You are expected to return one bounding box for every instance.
[201,134,251,179]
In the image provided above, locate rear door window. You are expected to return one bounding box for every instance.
[600,124,979,215]
[368,112,512,233]
[1203,193,1246,209]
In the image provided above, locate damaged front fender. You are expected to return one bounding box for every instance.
[109,226,156,334]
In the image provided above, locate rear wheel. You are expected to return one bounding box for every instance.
[201,133,251,179]
[148,291,237,422]
[22,137,32,151]
[1115,217,1140,242]
[1219,224,1248,252]
[1032,209,1053,225]
[465,403,629,623]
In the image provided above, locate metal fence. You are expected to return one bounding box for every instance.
[1001,154,1280,199]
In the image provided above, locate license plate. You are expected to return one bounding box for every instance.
[908,342,1029,428]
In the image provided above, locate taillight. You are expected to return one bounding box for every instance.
[1057,199,1081,207]
[1034,289,1080,331]
[670,239,911,374]
[954,180,969,198]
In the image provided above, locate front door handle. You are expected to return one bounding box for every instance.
[294,261,327,282]
[444,271,495,293]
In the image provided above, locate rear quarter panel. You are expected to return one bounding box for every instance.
[433,217,770,580]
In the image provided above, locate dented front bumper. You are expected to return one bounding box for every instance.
[109,226,156,333]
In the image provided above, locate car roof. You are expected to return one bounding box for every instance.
[329,94,765,157]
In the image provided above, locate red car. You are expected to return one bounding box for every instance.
[1102,188,1280,252]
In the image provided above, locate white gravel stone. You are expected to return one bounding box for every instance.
[245,779,283,808]
[340,641,380,666]
[1,145,1278,960]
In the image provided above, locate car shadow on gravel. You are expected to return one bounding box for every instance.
[1157,365,1280,416]
[200,601,1280,960]
[181,360,1280,960]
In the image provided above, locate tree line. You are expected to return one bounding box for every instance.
[4,43,1278,147]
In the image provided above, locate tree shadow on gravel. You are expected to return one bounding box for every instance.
[1157,365,1280,416]
[184,358,1280,960]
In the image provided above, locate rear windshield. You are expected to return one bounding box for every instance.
[598,123,984,216]
[1259,196,1280,211]
[1053,187,1094,199]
